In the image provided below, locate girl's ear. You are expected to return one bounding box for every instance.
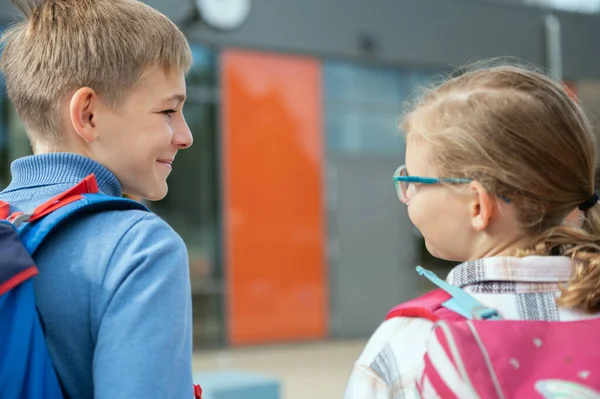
[468,180,496,231]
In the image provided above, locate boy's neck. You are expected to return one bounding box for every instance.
[5,153,123,198]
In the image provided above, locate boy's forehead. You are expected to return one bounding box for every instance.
[133,67,187,99]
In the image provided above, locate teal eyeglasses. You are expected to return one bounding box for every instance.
[393,165,471,203]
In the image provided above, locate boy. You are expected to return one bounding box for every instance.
[0,0,195,398]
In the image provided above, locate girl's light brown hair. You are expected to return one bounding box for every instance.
[403,61,600,313]
[1,0,192,149]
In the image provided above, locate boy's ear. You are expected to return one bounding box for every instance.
[469,180,496,231]
[69,87,99,143]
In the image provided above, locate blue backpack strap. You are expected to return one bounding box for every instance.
[2,194,145,399]
[416,266,501,320]
[0,221,38,296]
[18,194,148,255]
[0,221,64,399]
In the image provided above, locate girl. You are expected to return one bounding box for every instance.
[344,64,600,398]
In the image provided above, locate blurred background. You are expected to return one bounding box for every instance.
[2,0,600,397]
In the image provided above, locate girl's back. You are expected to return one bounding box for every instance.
[345,63,600,398]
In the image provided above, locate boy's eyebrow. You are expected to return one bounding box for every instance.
[162,94,186,104]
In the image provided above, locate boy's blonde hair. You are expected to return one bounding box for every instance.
[402,61,600,313]
[1,0,192,148]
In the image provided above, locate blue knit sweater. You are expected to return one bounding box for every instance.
[0,153,193,399]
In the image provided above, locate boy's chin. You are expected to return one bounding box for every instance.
[125,184,168,202]
[142,189,168,202]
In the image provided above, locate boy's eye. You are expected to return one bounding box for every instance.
[162,110,176,117]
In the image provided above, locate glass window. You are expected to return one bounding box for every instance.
[523,0,600,13]
[0,94,9,190]
[1,94,32,189]
[324,61,440,155]
[323,61,449,303]
[149,45,224,349]
[0,40,224,348]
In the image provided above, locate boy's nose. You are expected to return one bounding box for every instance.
[174,121,193,149]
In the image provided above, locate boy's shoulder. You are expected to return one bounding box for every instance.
[0,181,187,269]
[32,206,187,269]
[66,207,184,248]
[30,207,189,291]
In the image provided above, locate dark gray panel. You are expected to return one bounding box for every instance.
[327,155,422,338]
[560,12,600,80]
[142,0,195,26]
[0,0,193,25]
[0,0,18,24]
[187,0,546,69]
[5,0,600,79]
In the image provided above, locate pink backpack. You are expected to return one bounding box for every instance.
[386,266,600,399]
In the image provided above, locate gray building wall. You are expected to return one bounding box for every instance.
[183,0,600,80]
[0,0,17,24]
[187,0,545,70]
[2,0,600,340]
[2,0,600,79]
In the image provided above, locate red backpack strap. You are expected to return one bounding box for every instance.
[0,201,9,220]
[386,288,466,323]
[5,174,99,226]
[194,384,202,399]
[26,174,99,223]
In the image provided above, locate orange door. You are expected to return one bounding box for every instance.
[222,50,327,345]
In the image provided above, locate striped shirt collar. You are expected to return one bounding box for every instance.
[447,256,573,288]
